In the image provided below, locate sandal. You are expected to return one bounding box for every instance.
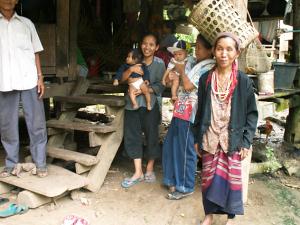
[0,167,14,178]
[36,167,48,178]
[144,172,156,183]
[166,191,194,200]
[121,176,144,188]
[0,203,28,217]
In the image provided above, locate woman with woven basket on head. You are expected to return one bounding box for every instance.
[193,33,258,225]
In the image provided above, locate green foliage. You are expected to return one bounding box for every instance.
[264,146,281,173]
[175,33,195,55]
[282,216,297,225]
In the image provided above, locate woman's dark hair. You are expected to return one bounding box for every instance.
[163,20,176,33]
[197,34,212,50]
[141,32,160,45]
[131,48,143,64]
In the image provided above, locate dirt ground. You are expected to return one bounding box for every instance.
[0,106,300,225]
[0,155,299,225]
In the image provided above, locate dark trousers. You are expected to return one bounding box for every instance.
[162,118,197,193]
[0,87,47,168]
[124,102,161,159]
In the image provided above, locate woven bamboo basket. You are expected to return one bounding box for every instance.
[188,0,259,48]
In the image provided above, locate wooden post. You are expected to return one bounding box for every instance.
[56,0,70,78]
[284,0,300,146]
[85,106,124,192]
[69,0,81,81]
[292,0,300,86]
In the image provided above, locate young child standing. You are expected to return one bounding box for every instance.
[113,48,152,110]
[161,40,194,101]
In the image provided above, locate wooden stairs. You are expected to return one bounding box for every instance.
[0,80,125,208]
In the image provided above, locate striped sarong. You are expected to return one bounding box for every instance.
[201,148,244,215]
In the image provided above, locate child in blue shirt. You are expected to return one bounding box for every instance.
[113,48,151,110]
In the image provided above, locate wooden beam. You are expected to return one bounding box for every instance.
[17,190,69,209]
[47,147,99,166]
[53,94,125,107]
[69,0,81,80]
[56,0,70,77]
[44,82,75,98]
[85,107,124,192]
[18,190,52,209]
[47,120,117,133]
[0,165,87,198]
[257,89,300,100]
[75,163,92,174]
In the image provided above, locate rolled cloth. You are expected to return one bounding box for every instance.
[214,32,241,50]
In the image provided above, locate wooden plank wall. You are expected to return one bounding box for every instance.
[37,24,56,75]
[69,0,81,81]
[56,0,70,77]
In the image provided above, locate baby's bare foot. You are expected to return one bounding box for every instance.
[171,96,178,102]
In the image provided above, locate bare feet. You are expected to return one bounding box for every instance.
[132,104,139,109]
[201,214,213,225]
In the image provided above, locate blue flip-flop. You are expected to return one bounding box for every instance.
[0,203,28,217]
[121,176,144,188]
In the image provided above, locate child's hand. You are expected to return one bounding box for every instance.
[113,79,119,86]
[161,78,166,86]
[130,64,144,75]
[174,63,185,75]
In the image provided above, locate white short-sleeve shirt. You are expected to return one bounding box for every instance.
[0,12,43,92]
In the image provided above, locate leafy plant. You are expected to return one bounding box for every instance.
[264,146,281,173]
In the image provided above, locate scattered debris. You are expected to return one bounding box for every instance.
[80,197,91,206]
[62,215,89,225]
[283,159,300,177]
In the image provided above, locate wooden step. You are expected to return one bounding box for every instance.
[47,119,116,133]
[0,165,87,198]
[88,83,127,94]
[47,147,98,166]
[53,94,125,107]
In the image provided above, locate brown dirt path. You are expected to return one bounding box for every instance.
[1,159,299,225]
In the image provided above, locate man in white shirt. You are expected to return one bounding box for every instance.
[0,0,47,178]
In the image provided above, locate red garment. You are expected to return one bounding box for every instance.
[155,50,172,67]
